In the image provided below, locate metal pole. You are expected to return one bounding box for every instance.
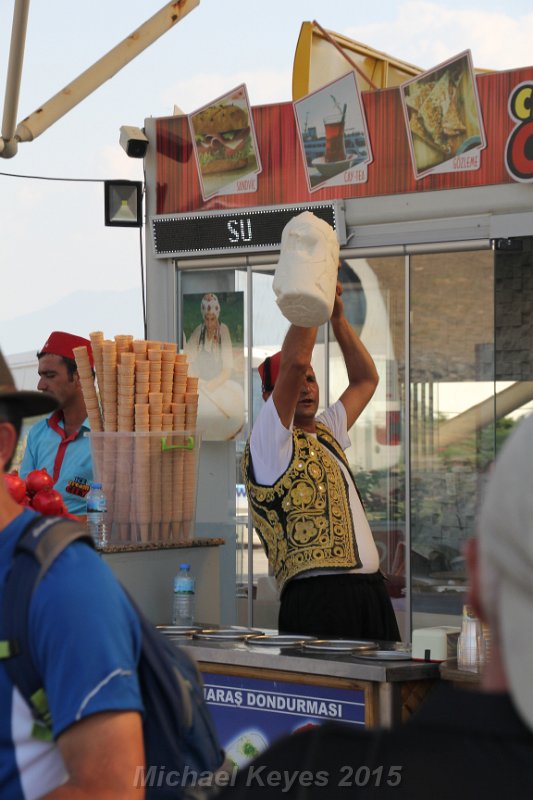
[12,0,200,145]
[404,253,412,642]
[246,263,254,629]
[1,0,31,154]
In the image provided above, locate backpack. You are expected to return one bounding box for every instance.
[0,514,224,799]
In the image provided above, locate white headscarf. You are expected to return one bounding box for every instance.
[201,293,220,319]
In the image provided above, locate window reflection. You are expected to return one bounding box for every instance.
[409,251,495,622]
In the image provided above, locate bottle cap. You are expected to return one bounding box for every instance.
[90,482,103,490]
[179,563,190,570]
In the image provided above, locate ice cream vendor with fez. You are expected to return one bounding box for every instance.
[20,331,94,516]
[242,212,400,641]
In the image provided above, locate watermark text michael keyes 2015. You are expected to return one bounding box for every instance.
[134,764,404,792]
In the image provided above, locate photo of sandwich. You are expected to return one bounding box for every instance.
[189,85,261,199]
[193,103,252,175]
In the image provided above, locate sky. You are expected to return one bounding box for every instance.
[1,0,533,359]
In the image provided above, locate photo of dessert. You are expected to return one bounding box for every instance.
[400,50,485,177]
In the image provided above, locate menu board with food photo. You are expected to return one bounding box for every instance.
[400,50,486,179]
[293,71,373,192]
[189,84,262,200]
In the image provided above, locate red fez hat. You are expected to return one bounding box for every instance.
[258,351,282,393]
[39,331,94,369]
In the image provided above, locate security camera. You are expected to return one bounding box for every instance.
[119,125,149,158]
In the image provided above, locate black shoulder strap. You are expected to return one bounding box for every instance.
[0,515,94,738]
[13,514,94,590]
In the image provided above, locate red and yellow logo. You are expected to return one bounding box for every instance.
[506,82,533,182]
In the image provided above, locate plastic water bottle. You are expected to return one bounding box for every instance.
[173,563,196,626]
[457,604,485,671]
[86,482,108,547]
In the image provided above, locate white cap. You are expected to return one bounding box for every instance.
[477,411,533,730]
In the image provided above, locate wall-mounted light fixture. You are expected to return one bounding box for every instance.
[104,180,143,227]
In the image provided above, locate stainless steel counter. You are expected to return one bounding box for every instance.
[179,637,439,683]
[177,636,440,729]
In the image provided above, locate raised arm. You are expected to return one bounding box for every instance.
[330,281,379,430]
[272,324,318,429]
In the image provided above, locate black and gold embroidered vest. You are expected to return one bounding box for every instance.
[242,422,362,592]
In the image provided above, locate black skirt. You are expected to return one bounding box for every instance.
[278,571,401,642]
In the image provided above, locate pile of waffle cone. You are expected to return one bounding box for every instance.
[73,333,200,544]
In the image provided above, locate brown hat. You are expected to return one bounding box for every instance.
[0,348,58,418]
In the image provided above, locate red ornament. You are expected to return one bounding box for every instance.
[31,488,67,516]
[26,468,54,497]
[4,471,27,503]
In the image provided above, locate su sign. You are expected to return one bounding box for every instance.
[506,81,533,182]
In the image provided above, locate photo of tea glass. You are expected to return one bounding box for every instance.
[293,71,373,191]
[324,110,347,163]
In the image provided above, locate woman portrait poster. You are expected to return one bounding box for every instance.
[183,291,245,441]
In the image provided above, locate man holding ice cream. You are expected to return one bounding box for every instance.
[242,213,399,641]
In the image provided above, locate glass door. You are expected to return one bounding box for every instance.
[409,240,533,629]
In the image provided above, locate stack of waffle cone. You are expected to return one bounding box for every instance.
[160,410,174,539]
[171,353,189,541]
[114,341,134,540]
[148,390,163,540]
[115,334,134,364]
[76,333,199,544]
[182,376,199,542]
[171,402,185,542]
[101,341,118,432]
[161,350,175,412]
[117,352,135,432]
[89,331,105,407]
[133,399,151,541]
[72,345,103,432]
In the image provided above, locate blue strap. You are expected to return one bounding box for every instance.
[0,515,94,733]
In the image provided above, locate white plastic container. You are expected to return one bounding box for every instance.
[272,211,340,327]
[88,429,201,545]
[411,626,460,662]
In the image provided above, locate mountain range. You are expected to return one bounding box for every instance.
[1,287,145,359]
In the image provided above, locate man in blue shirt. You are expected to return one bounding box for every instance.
[20,331,94,516]
[0,347,144,798]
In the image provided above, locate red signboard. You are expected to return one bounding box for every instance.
[155,66,533,216]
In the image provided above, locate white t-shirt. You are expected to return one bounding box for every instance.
[250,396,379,573]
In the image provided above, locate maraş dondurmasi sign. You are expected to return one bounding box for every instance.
[202,671,366,768]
